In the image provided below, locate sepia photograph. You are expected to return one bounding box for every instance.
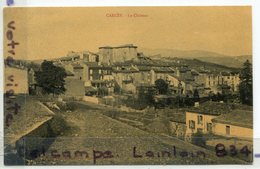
[3,6,253,165]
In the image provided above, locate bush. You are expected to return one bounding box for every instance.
[103,111,120,119]
[191,132,206,147]
[56,101,77,112]
[121,97,149,110]
[66,102,77,111]
[98,86,109,96]
[48,115,70,136]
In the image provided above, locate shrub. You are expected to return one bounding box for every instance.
[48,115,70,136]
[103,111,120,119]
[56,101,77,112]
[191,132,206,147]
[66,102,77,111]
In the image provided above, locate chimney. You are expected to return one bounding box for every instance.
[194,102,199,107]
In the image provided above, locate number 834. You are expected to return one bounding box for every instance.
[215,143,252,157]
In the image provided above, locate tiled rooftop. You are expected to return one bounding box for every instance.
[187,101,252,116]
[212,109,253,128]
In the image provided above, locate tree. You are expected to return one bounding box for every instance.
[155,79,169,94]
[35,60,67,96]
[138,86,156,105]
[184,94,194,107]
[220,84,231,96]
[191,132,206,147]
[98,86,108,96]
[238,60,253,105]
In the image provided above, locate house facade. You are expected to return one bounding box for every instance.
[194,72,240,94]
[112,65,139,94]
[212,110,252,139]
[64,75,85,98]
[150,67,175,85]
[185,103,253,141]
[134,65,152,86]
[185,111,217,136]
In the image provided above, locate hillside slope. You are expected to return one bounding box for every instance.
[140,47,252,68]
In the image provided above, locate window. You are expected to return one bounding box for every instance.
[189,120,195,129]
[99,69,102,74]
[207,123,212,133]
[226,125,230,135]
[90,69,93,75]
[197,128,203,133]
[90,76,93,80]
[197,115,203,124]
[141,72,145,81]
[95,55,99,62]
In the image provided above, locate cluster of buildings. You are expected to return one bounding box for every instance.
[5,44,241,101]
[4,44,252,146]
[44,44,241,98]
[169,101,252,142]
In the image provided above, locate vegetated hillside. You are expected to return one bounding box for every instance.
[140,47,252,68]
[196,55,252,68]
[140,48,226,58]
[152,57,240,72]
[182,58,240,72]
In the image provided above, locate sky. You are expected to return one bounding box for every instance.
[4,6,252,60]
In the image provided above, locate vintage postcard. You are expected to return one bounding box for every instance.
[3,7,253,165]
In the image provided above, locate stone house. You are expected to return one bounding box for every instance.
[212,109,252,140]
[99,44,138,64]
[185,101,252,141]
[112,65,139,94]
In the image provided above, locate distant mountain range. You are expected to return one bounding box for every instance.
[139,48,252,68]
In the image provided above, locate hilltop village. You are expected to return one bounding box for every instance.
[30,44,240,98]
[5,44,252,164]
